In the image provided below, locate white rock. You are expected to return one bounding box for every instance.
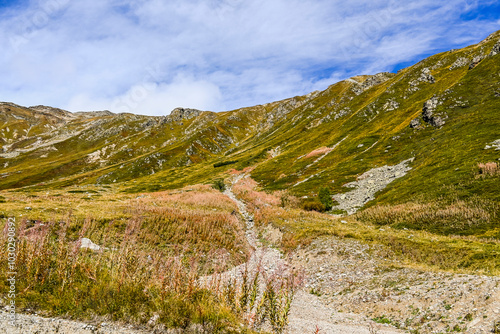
[80,238,101,251]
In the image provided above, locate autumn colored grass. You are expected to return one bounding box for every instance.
[0,184,302,332]
[356,198,499,236]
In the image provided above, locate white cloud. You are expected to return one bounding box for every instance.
[0,0,497,115]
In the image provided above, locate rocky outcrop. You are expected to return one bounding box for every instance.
[421,96,445,127]
[409,118,421,128]
[419,68,435,83]
[450,57,470,70]
[29,105,75,119]
[490,39,500,56]
[383,99,400,111]
[168,107,203,122]
[408,68,435,93]
[469,56,483,70]
[422,96,438,121]
[351,72,394,95]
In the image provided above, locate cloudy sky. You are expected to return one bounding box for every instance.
[0,0,499,116]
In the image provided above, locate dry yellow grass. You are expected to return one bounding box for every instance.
[232,177,281,212]
[357,200,494,231]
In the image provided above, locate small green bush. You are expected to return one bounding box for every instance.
[318,187,333,211]
[373,316,392,324]
[213,160,238,168]
[212,179,226,192]
[302,201,325,212]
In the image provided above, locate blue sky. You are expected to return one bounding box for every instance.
[0,0,499,116]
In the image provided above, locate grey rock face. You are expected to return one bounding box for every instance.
[469,56,483,70]
[169,107,202,122]
[430,116,445,127]
[422,96,439,122]
[351,72,394,95]
[450,57,470,70]
[419,68,435,83]
[490,39,500,56]
[421,96,445,127]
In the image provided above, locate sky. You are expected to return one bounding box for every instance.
[0,0,499,116]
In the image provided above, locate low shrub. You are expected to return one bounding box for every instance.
[213,160,238,168]
[302,201,325,212]
[318,187,333,211]
[212,179,226,192]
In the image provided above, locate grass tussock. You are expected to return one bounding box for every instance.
[477,162,500,177]
[209,265,301,334]
[304,147,332,159]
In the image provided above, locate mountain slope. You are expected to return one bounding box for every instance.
[1,30,500,222]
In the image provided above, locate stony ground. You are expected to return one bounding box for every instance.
[0,311,155,334]
[289,237,500,334]
[331,158,414,215]
[216,175,406,334]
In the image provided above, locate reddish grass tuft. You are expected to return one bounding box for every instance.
[477,162,499,176]
[304,147,332,159]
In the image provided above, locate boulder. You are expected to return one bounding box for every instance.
[420,68,435,84]
[80,238,101,251]
[422,96,439,123]
[429,116,445,127]
[409,118,421,128]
